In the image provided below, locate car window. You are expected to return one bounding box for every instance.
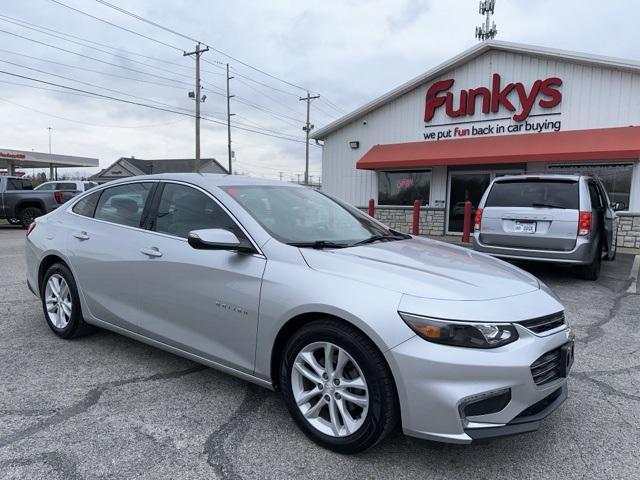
[6,178,31,190]
[36,183,54,191]
[154,183,243,239]
[56,182,78,191]
[485,179,579,209]
[94,183,153,228]
[588,182,603,209]
[72,191,101,217]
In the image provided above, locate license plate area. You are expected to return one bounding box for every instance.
[559,340,575,377]
[515,220,537,233]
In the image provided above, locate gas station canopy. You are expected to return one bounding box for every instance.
[0,147,98,172]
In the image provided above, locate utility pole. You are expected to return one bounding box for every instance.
[279,171,284,181]
[184,43,209,173]
[226,63,235,174]
[47,127,54,180]
[299,91,320,185]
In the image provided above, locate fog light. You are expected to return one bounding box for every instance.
[459,388,511,419]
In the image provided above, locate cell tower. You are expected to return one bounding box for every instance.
[475,0,497,41]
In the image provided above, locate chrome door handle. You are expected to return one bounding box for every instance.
[72,231,90,241]
[140,247,163,258]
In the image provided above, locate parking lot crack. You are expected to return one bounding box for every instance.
[572,371,640,402]
[0,451,82,479]
[582,281,632,344]
[0,365,206,449]
[204,383,271,480]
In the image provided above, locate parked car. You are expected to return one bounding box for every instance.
[25,174,573,453]
[472,174,617,280]
[0,176,75,227]
[35,180,98,193]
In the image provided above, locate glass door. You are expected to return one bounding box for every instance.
[447,172,491,234]
[446,169,524,234]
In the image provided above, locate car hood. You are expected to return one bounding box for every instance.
[299,237,540,301]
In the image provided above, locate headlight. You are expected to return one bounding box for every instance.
[399,312,518,349]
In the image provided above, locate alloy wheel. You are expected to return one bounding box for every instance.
[45,274,72,329]
[291,341,369,437]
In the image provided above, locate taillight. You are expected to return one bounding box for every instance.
[54,191,63,204]
[474,207,483,231]
[578,211,592,236]
[26,221,36,237]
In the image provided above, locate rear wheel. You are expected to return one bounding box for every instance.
[279,319,398,454]
[19,206,42,228]
[40,263,92,339]
[7,218,21,225]
[579,244,602,280]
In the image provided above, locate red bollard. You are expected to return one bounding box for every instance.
[368,198,375,217]
[412,200,420,235]
[462,200,472,243]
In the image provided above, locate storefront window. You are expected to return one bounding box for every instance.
[547,163,633,210]
[378,171,431,205]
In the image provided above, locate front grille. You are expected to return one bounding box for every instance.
[530,347,564,385]
[519,312,565,334]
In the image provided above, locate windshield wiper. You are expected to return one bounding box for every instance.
[531,202,567,209]
[287,240,349,249]
[350,233,409,247]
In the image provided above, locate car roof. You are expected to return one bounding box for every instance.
[99,173,304,190]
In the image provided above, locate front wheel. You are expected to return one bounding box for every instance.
[279,319,398,454]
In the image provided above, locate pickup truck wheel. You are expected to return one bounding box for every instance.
[579,245,602,281]
[19,207,42,228]
[41,263,92,339]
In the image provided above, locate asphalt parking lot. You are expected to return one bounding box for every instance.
[1,225,639,480]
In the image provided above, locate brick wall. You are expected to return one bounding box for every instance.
[360,205,446,236]
[617,212,640,250]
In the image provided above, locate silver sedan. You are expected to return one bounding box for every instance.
[25,174,574,453]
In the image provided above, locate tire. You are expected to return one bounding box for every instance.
[19,206,43,228]
[40,263,92,339]
[279,319,398,454]
[7,218,21,225]
[579,244,602,281]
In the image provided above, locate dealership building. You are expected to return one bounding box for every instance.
[313,41,640,249]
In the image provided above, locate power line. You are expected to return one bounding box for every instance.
[0,28,194,87]
[48,0,185,52]
[92,0,311,92]
[0,47,187,91]
[0,70,310,144]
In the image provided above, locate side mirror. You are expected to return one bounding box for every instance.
[187,228,255,253]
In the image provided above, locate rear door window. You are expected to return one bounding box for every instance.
[6,178,31,190]
[72,191,101,217]
[485,179,579,209]
[94,183,153,228]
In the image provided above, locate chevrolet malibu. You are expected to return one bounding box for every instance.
[25,174,574,453]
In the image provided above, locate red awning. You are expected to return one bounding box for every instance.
[356,126,640,170]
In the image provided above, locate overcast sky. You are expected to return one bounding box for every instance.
[1,0,638,180]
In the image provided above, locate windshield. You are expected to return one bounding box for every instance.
[224,185,395,245]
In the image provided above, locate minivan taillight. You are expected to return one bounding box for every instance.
[53,191,64,204]
[474,208,483,231]
[578,211,592,236]
[26,222,36,237]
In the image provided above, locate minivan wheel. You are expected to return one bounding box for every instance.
[579,246,602,281]
[41,263,92,339]
[280,319,398,454]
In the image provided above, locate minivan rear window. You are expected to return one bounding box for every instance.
[485,179,579,209]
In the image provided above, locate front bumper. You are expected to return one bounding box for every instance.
[385,324,573,444]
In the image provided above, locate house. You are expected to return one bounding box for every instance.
[90,157,227,183]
